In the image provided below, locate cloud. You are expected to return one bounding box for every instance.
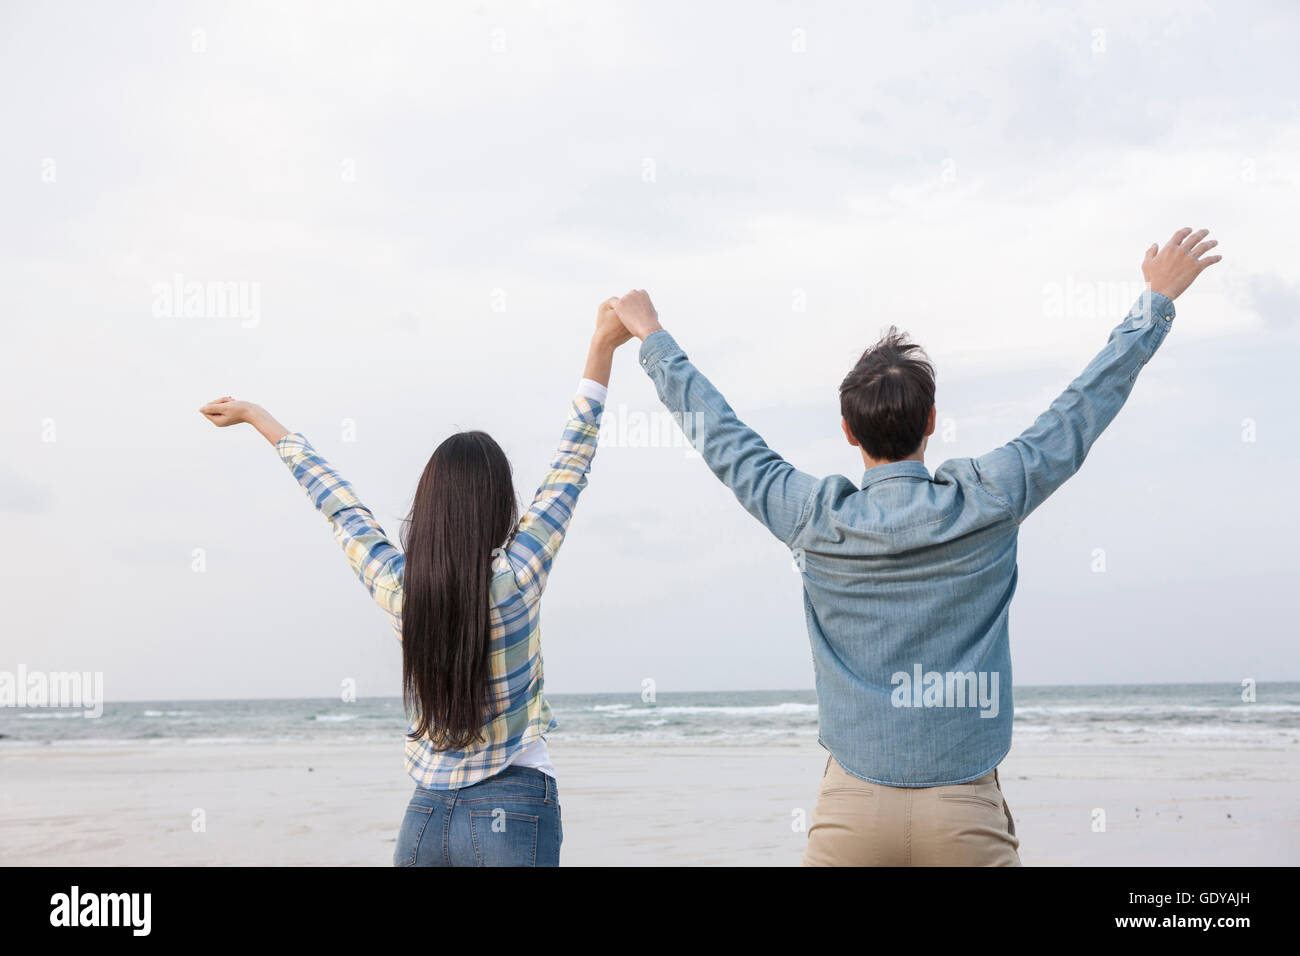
[0,472,54,515]
[3,0,1299,694]
[1245,273,1300,327]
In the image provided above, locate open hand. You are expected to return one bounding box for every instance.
[199,396,259,427]
[199,397,289,444]
[1142,228,1221,301]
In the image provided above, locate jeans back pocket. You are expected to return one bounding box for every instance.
[394,803,437,867]
[469,809,539,867]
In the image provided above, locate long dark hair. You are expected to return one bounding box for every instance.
[400,431,518,750]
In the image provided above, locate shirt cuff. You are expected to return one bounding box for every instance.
[1136,290,1176,325]
[576,378,608,403]
[638,329,684,372]
[276,432,311,461]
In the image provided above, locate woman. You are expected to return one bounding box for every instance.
[199,299,632,866]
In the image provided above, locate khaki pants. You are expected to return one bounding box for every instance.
[803,756,1022,866]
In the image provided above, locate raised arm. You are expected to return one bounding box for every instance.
[506,300,630,600]
[972,228,1222,522]
[615,290,818,545]
[198,398,404,630]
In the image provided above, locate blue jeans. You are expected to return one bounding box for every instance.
[394,766,562,867]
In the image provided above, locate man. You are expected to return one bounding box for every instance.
[612,228,1221,866]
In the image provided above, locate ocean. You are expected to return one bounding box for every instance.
[1,683,1297,748]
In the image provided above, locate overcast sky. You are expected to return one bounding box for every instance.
[2,0,1297,701]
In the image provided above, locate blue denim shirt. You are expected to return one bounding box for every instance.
[639,291,1176,786]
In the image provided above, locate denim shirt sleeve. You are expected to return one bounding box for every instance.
[972,290,1176,523]
[639,330,818,545]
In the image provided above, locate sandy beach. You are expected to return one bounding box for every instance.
[1,735,1295,866]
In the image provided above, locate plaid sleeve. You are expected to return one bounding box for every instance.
[277,433,404,629]
[508,394,604,601]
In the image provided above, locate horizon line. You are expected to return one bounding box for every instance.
[20,678,1297,707]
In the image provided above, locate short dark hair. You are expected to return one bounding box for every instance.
[839,327,935,462]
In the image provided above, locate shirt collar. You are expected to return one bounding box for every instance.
[859,460,932,489]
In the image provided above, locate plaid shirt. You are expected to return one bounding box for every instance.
[277,391,604,789]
